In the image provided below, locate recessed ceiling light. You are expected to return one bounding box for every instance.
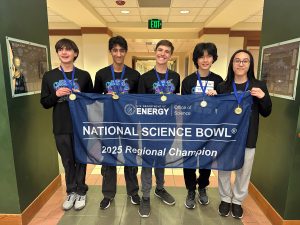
[180,10,190,14]
[121,10,130,14]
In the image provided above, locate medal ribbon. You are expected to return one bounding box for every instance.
[196,71,209,97]
[110,65,126,94]
[60,66,75,91]
[154,68,169,94]
[232,80,249,105]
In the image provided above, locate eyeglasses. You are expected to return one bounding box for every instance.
[111,48,126,54]
[233,58,250,65]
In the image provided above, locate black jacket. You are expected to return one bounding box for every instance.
[217,79,272,148]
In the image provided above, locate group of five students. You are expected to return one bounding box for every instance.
[40,35,271,220]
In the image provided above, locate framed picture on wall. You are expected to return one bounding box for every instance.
[259,38,300,100]
[6,37,49,98]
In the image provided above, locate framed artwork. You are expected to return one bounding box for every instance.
[6,37,49,97]
[259,38,300,100]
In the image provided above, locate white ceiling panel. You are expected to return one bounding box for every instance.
[110,7,140,15]
[194,15,209,22]
[245,15,262,23]
[172,0,206,7]
[204,0,225,7]
[141,15,168,22]
[87,0,106,7]
[140,8,169,15]
[115,16,141,22]
[95,7,112,15]
[48,15,69,22]
[168,16,196,23]
[102,15,117,22]
[169,8,201,16]
[199,7,216,15]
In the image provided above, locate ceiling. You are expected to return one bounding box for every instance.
[47,0,264,52]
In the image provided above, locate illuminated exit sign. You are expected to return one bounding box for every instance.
[148,19,162,29]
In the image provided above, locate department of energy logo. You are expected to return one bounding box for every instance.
[124,104,136,115]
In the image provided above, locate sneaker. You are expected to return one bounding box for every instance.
[138,197,150,218]
[184,190,196,209]
[62,192,76,210]
[218,201,231,217]
[100,197,112,210]
[198,188,209,205]
[154,188,175,205]
[74,194,86,210]
[129,194,141,205]
[231,203,243,219]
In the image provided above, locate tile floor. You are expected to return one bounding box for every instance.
[28,165,273,225]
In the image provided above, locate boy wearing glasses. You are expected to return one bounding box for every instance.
[94,35,140,210]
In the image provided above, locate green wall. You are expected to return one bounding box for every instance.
[252,0,300,220]
[0,45,21,213]
[0,0,59,213]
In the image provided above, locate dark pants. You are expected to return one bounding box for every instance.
[101,165,139,199]
[183,168,211,191]
[55,134,88,195]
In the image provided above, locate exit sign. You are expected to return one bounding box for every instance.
[148,19,162,29]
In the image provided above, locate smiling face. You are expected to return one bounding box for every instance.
[57,46,78,64]
[155,45,172,66]
[233,52,251,78]
[110,44,127,65]
[197,50,214,71]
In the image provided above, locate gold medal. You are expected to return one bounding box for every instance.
[200,100,207,107]
[69,93,76,101]
[112,94,119,100]
[234,106,243,115]
[161,95,167,102]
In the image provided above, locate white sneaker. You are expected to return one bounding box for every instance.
[74,194,86,210]
[62,192,77,210]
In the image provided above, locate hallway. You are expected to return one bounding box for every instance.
[28,165,272,225]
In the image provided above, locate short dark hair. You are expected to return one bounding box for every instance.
[155,40,174,54]
[224,49,256,86]
[109,35,128,51]
[193,42,218,69]
[55,38,79,62]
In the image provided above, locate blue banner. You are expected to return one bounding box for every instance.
[69,93,253,171]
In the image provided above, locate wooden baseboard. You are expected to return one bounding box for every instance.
[0,174,61,225]
[0,214,22,225]
[283,221,300,225]
[249,182,300,225]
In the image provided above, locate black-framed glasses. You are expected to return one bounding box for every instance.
[233,58,250,65]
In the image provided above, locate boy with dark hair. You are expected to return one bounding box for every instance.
[41,38,93,211]
[137,39,180,218]
[94,35,140,210]
[181,42,223,209]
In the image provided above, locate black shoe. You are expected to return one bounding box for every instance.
[129,194,141,205]
[198,188,209,205]
[231,203,243,219]
[185,190,196,209]
[154,188,175,205]
[138,197,150,218]
[218,201,231,217]
[100,197,112,210]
